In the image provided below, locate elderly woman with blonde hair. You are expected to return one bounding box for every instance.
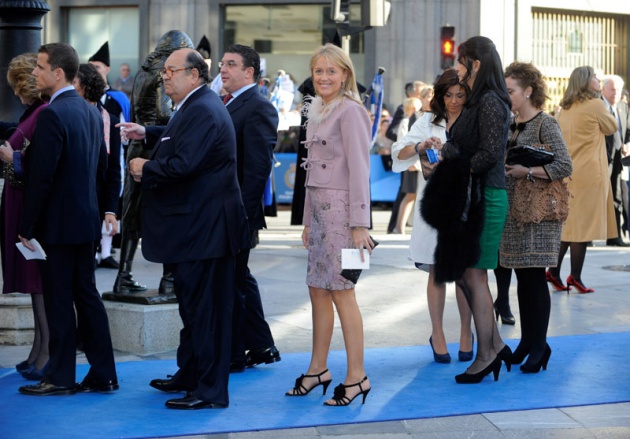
[547,66,617,293]
[0,53,49,379]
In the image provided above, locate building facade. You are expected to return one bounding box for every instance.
[40,0,630,110]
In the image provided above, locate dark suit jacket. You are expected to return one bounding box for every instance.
[227,85,278,233]
[20,89,106,244]
[141,86,249,264]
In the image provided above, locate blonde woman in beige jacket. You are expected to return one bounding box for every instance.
[548,66,617,293]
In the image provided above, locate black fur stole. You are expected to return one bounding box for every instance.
[420,157,485,284]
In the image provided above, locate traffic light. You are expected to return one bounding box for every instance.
[440,26,456,70]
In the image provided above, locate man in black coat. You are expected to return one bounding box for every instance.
[19,42,117,396]
[122,48,249,409]
[220,44,281,371]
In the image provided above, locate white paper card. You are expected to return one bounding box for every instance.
[16,238,47,260]
[341,249,370,269]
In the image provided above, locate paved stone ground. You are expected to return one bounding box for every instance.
[2,207,630,438]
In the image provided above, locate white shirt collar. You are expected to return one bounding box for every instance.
[173,85,204,111]
[49,85,75,104]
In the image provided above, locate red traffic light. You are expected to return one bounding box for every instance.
[442,39,455,55]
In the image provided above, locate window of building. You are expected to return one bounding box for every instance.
[67,7,140,81]
[223,4,364,89]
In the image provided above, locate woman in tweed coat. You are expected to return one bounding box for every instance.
[500,62,572,373]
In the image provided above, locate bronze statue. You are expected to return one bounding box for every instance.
[113,30,194,294]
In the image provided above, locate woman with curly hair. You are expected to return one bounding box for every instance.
[392,69,473,364]
[547,66,617,293]
[74,63,122,269]
[499,62,573,373]
[0,53,49,379]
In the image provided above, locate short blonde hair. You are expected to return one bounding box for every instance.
[7,53,41,104]
[309,44,361,105]
[419,86,433,100]
[402,97,421,114]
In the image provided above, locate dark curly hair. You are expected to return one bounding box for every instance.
[429,69,467,126]
[76,63,106,103]
[504,61,549,110]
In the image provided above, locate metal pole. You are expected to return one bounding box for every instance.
[0,1,50,122]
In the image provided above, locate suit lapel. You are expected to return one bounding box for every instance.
[150,87,208,159]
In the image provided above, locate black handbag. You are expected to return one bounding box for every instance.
[339,238,379,284]
[506,145,554,167]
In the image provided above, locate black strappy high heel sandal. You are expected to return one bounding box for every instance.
[323,376,371,406]
[285,369,332,396]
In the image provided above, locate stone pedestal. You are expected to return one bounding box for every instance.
[104,300,182,355]
[0,293,33,345]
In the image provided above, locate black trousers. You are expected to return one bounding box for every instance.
[232,248,275,363]
[172,256,235,405]
[39,243,116,387]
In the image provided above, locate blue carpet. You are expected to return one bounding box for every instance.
[1,332,629,439]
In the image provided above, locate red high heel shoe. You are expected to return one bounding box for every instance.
[546,270,570,292]
[566,275,594,294]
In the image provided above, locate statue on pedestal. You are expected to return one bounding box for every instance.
[112,30,194,298]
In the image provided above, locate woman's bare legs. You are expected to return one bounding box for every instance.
[286,286,333,394]
[325,287,370,404]
[455,285,474,353]
[427,266,448,354]
[427,266,473,355]
[394,192,416,234]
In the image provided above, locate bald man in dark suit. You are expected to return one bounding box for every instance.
[122,48,249,409]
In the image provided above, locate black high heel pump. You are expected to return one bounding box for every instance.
[520,344,552,374]
[493,301,515,325]
[509,343,531,365]
[455,356,501,384]
[285,369,332,396]
[497,345,513,372]
[323,376,371,406]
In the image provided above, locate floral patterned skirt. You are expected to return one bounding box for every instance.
[306,187,355,291]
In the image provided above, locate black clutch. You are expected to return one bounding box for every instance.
[339,238,379,284]
[506,145,554,167]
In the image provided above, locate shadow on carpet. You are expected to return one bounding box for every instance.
[1,332,629,439]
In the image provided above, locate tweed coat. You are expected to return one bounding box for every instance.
[500,112,573,268]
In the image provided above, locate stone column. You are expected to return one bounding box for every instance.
[0,0,50,122]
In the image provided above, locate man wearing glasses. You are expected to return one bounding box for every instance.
[118,48,249,410]
[219,44,281,373]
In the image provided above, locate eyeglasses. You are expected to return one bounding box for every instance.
[218,60,243,69]
[159,66,190,79]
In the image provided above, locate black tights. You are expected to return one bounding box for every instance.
[493,264,512,313]
[513,267,550,365]
[549,241,588,283]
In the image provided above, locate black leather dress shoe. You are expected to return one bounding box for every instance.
[98,256,120,269]
[230,361,245,373]
[606,238,630,247]
[77,374,119,393]
[19,379,77,396]
[165,392,228,410]
[149,376,193,393]
[245,346,281,367]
